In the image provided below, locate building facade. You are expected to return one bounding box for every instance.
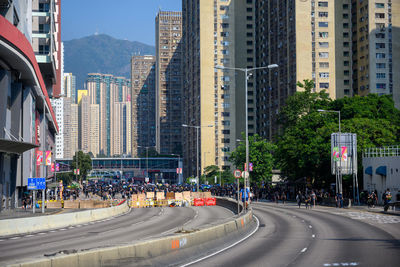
[0,1,59,210]
[182,0,256,177]
[63,98,78,158]
[131,56,156,157]
[155,11,183,156]
[63,73,76,102]
[352,0,400,109]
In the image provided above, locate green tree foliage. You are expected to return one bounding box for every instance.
[70,151,92,181]
[202,165,236,185]
[229,134,276,185]
[276,79,400,187]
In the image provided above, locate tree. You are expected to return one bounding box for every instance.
[71,151,92,181]
[229,134,276,185]
[276,80,400,187]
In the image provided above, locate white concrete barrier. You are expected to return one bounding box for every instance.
[0,202,129,237]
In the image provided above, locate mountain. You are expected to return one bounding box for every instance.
[64,34,155,89]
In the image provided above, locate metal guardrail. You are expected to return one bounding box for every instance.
[363,145,400,158]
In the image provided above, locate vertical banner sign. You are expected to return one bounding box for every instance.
[56,163,60,172]
[341,146,348,161]
[244,163,248,172]
[249,163,253,172]
[51,163,55,172]
[36,151,43,166]
[332,147,339,161]
[45,151,51,166]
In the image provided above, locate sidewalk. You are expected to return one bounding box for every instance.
[0,208,65,220]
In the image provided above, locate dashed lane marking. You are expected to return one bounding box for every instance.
[38,232,46,235]
[49,230,56,233]
[301,247,307,253]
[309,225,313,228]
[312,234,316,238]
[25,235,35,238]
[0,240,4,242]
[59,228,66,231]
[323,263,358,266]
[179,215,260,267]
[10,237,21,240]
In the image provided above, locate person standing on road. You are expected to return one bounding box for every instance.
[296,191,302,208]
[311,190,316,208]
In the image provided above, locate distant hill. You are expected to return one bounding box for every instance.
[64,34,155,89]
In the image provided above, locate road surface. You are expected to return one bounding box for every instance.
[0,205,234,266]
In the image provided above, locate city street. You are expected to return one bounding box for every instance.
[178,203,400,267]
[0,206,234,266]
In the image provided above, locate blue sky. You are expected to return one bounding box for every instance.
[61,0,181,45]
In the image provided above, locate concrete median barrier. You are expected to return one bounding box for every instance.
[0,202,129,237]
[7,200,254,267]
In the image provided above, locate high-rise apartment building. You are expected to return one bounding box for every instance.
[155,11,183,156]
[255,0,353,140]
[255,0,400,140]
[63,98,78,158]
[86,73,131,156]
[89,104,100,156]
[131,56,156,156]
[51,97,64,159]
[64,73,76,102]
[113,102,131,156]
[182,0,256,176]
[352,0,400,108]
[79,93,90,153]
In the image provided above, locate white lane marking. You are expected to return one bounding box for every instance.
[160,228,177,236]
[0,239,4,242]
[68,226,74,229]
[10,237,21,240]
[76,225,82,228]
[59,228,66,231]
[83,223,88,226]
[179,215,260,267]
[309,225,312,229]
[38,232,46,235]
[300,247,307,253]
[194,210,199,219]
[184,219,192,226]
[25,234,35,238]
[302,220,305,222]
[324,263,359,266]
[49,230,56,233]
[312,234,315,238]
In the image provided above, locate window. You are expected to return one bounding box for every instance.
[318,1,328,7]
[376,33,385,38]
[376,53,386,58]
[343,4,349,9]
[344,89,350,95]
[320,83,329,89]
[343,14,349,19]
[319,72,329,78]
[344,70,350,76]
[343,23,349,28]
[221,49,229,55]
[375,13,385,19]
[319,22,328,27]
[222,130,230,135]
[376,83,386,89]
[319,42,329,48]
[221,32,229,37]
[319,62,329,68]
[376,73,386,79]
[376,63,386,69]
[319,52,329,58]
[344,80,350,85]
[376,43,386,49]
[344,61,350,66]
[343,32,349,38]
[319,12,328,17]
[222,121,230,126]
[221,112,230,117]
[319,32,329,38]
[375,3,385,8]
[220,5,229,11]
[221,138,230,143]
[343,51,350,57]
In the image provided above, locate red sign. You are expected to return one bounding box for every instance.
[36,151,43,166]
[234,169,242,178]
[51,162,55,172]
[176,168,182,174]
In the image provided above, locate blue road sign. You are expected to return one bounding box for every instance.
[27,178,46,190]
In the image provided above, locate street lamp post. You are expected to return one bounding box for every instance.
[317,109,342,195]
[182,124,213,192]
[216,64,278,212]
[138,146,153,183]
[171,154,182,184]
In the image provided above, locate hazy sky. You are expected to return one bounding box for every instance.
[61,0,182,45]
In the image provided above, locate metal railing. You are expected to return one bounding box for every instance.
[363,145,400,158]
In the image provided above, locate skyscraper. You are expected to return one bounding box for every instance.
[255,0,400,140]
[86,73,131,156]
[63,98,78,158]
[64,73,76,102]
[182,0,256,176]
[155,11,183,156]
[79,93,90,153]
[352,0,400,108]
[131,56,156,156]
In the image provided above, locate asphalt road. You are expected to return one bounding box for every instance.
[182,202,400,267]
[0,205,234,266]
